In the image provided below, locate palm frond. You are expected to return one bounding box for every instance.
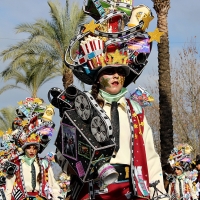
[0,0,86,94]
[0,106,16,131]
[0,85,25,95]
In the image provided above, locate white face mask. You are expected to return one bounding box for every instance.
[99,88,128,104]
[22,155,36,166]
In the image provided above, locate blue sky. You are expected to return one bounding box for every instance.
[0,0,200,156]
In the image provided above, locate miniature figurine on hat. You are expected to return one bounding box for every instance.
[168,143,197,200]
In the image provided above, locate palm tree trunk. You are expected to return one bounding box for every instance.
[62,66,73,89]
[153,0,173,166]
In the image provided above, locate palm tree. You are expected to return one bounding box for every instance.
[0,0,86,89]
[0,56,60,97]
[152,0,173,165]
[0,106,16,132]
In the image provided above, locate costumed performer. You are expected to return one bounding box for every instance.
[4,134,62,200]
[168,143,197,200]
[49,0,169,199]
[2,98,62,199]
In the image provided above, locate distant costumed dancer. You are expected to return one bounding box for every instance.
[0,98,61,199]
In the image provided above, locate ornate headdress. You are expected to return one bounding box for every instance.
[0,98,55,160]
[21,133,41,150]
[65,0,163,86]
[12,98,55,152]
[168,143,193,171]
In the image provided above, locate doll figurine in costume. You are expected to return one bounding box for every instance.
[168,143,197,200]
[0,98,62,199]
[58,173,71,200]
[48,0,168,199]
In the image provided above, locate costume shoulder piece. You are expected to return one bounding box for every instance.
[128,99,143,114]
[128,86,154,114]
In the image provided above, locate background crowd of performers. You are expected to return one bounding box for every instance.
[0,0,200,200]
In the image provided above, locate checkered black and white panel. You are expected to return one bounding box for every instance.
[0,189,6,200]
[126,100,137,196]
[88,180,95,200]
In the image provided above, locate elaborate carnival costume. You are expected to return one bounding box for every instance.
[168,143,197,200]
[194,155,200,199]
[0,98,61,199]
[48,0,168,199]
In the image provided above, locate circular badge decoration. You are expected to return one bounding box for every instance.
[75,94,91,121]
[90,116,109,143]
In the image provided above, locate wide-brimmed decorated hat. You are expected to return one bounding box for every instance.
[3,97,56,154]
[21,133,41,150]
[64,0,163,87]
[168,143,193,171]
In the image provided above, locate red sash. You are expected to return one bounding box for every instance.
[127,99,150,199]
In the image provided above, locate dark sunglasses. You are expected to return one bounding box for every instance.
[102,67,126,76]
[26,145,38,150]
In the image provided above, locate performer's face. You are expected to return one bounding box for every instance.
[25,145,38,158]
[174,167,183,176]
[196,163,200,171]
[61,185,68,192]
[98,67,125,95]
